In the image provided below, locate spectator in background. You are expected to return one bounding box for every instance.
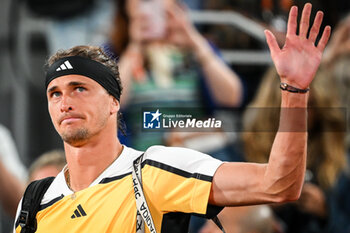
[0,125,27,186]
[319,16,350,232]
[105,0,243,155]
[199,205,279,233]
[0,124,26,233]
[323,14,350,68]
[321,13,350,152]
[28,149,66,182]
[242,66,346,233]
[0,161,24,218]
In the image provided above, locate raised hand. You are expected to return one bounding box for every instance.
[265,3,331,89]
[165,2,202,49]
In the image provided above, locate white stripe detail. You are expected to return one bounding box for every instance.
[64,61,73,69]
[56,60,73,72]
[145,146,223,177]
[60,64,67,70]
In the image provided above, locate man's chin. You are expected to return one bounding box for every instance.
[62,138,88,147]
[60,129,89,146]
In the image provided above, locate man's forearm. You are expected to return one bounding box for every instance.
[208,91,308,205]
[263,91,308,201]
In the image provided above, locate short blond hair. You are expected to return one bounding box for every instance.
[29,150,66,181]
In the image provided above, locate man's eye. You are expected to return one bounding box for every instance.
[76,87,86,92]
[51,92,61,97]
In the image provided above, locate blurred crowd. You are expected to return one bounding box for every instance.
[1,0,350,232]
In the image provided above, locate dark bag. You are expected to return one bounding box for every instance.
[16,177,55,233]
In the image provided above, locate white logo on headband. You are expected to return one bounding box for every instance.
[56,61,73,71]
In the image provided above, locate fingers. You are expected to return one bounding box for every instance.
[299,3,312,38]
[265,30,280,56]
[286,3,331,50]
[317,26,331,51]
[167,0,187,18]
[165,3,176,20]
[308,11,323,43]
[287,6,298,37]
[166,1,190,29]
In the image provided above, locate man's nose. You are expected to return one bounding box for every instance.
[60,96,74,112]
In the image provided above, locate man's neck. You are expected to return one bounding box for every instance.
[64,136,123,192]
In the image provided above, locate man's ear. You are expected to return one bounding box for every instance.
[110,97,120,115]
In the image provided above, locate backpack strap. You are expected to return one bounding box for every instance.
[212,215,226,233]
[17,177,55,233]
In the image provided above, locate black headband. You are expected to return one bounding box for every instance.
[45,56,121,101]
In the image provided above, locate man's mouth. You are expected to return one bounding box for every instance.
[61,117,81,124]
[59,114,84,125]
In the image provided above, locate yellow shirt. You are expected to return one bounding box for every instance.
[15,145,222,233]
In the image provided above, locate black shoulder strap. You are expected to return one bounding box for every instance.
[16,177,55,233]
[212,215,226,233]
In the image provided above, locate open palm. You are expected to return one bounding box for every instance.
[265,3,331,89]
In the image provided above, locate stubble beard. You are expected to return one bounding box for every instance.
[58,111,110,146]
[61,127,90,146]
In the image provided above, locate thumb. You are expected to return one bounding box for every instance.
[265,30,280,57]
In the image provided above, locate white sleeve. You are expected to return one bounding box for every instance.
[0,125,28,181]
[145,145,223,177]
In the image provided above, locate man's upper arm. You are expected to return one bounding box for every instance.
[209,162,272,206]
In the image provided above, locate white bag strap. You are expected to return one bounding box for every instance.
[132,154,157,233]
